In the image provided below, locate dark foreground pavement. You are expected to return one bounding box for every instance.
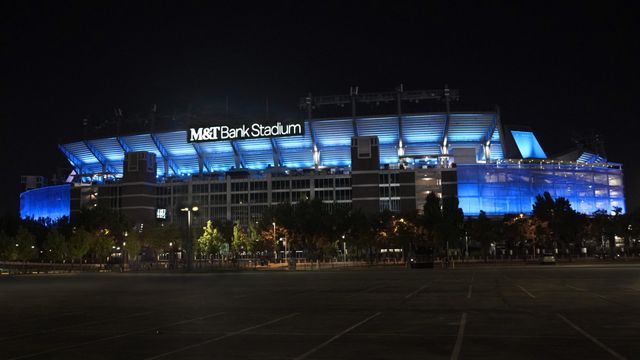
[1,264,639,359]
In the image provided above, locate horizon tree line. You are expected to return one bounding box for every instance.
[1,192,638,263]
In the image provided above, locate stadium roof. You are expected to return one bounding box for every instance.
[60,111,578,179]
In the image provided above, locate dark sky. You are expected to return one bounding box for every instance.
[2,1,638,215]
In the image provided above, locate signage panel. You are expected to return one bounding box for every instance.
[187,121,304,143]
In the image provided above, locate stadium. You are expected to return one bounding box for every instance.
[20,87,625,228]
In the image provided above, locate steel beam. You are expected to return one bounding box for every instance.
[270,138,282,167]
[150,133,179,175]
[116,136,131,153]
[230,141,244,169]
[192,143,211,173]
[58,144,83,175]
[83,140,118,174]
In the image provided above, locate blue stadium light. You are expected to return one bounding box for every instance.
[457,164,624,216]
[511,131,547,159]
[401,115,446,143]
[20,185,70,222]
[356,117,399,144]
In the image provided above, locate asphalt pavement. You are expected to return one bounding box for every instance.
[1,264,639,359]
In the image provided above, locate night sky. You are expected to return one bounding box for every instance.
[2,2,638,215]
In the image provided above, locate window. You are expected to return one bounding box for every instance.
[315,190,333,201]
[272,192,290,203]
[231,182,248,192]
[272,180,289,190]
[231,193,248,204]
[379,186,398,198]
[192,184,209,193]
[292,180,310,189]
[211,206,226,220]
[357,138,372,159]
[380,199,400,212]
[292,191,310,202]
[336,189,351,201]
[335,178,351,188]
[211,194,227,205]
[128,153,139,171]
[250,181,267,191]
[379,173,397,184]
[211,183,227,193]
[250,192,268,203]
[173,185,188,194]
[314,178,333,188]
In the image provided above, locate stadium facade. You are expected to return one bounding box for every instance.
[20,88,625,228]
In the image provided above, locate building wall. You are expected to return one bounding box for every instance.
[457,163,625,216]
[19,184,70,221]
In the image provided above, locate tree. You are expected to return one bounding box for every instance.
[532,192,585,256]
[15,227,37,262]
[422,193,442,245]
[471,211,494,261]
[246,222,263,255]
[197,220,225,258]
[0,231,16,261]
[440,197,465,255]
[231,221,250,256]
[611,207,631,256]
[90,229,114,264]
[146,223,183,254]
[68,228,92,265]
[347,209,375,261]
[45,228,67,262]
[123,236,142,264]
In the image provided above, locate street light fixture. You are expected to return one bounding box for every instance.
[342,234,346,262]
[180,205,199,271]
[272,222,277,261]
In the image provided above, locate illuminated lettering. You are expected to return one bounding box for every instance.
[187,122,304,142]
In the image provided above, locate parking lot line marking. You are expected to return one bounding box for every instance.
[0,310,155,342]
[144,313,299,360]
[556,314,627,360]
[467,285,472,299]
[470,272,475,283]
[293,312,381,360]
[517,285,536,298]
[405,284,429,299]
[450,312,467,360]
[8,312,227,360]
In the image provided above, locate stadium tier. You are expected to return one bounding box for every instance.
[20,100,625,225]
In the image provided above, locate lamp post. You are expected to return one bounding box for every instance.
[181,206,199,271]
[272,222,277,261]
[342,234,346,262]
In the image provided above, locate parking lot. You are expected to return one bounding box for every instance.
[1,264,639,359]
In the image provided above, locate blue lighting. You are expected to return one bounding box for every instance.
[20,185,70,222]
[457,164,625,216]
[356,117,399,145]
[314,119,354,147]
[448,114,495,142]
[401,115,446,143]
[320,147,351,167]
[511,131,547,159]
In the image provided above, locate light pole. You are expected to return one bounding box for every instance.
[272,222,277,261]
[464,231,469,260]
[342,234,346,262]
[181,206,199,271]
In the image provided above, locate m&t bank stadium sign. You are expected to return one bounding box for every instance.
[188,122,303,143]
